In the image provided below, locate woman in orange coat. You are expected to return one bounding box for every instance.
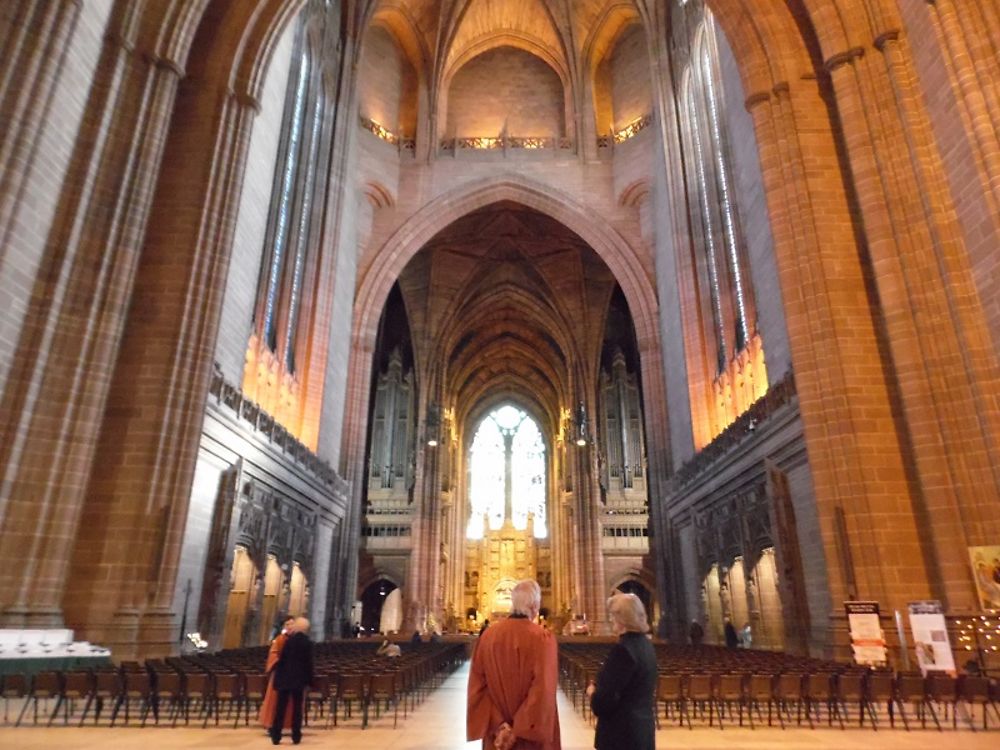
[259,617,296,729]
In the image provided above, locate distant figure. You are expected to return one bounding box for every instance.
[741,622,753,649]
[688,619,704,647]
[724,618,739,649]
[376,638,401,657]
[269,617,314,746]
[259,617,295,730]
[467,579,561,750]
[430,631,442,643]
[478,619,490,636]
[410,630,422,644]
[587,593,656,750]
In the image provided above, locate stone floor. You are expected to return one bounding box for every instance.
[0,662,996,749]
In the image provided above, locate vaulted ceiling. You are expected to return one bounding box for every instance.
[366,0,643,93]
[394,201,620,433]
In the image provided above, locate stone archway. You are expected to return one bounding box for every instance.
[338,175,673,630]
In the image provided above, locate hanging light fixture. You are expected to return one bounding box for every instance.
[425,402,441,447]
[574,401,589,446]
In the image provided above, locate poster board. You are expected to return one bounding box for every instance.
[907,600,956,676]
[968,545,1000,610]
[845,601,887,666]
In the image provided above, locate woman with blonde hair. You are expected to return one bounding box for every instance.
[586,593,657,750]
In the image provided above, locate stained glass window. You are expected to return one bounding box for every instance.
[467,406,547,540]
[263,49,310,352]
[679,14,753,372]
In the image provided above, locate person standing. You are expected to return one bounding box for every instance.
[740,622,752,649]
[586,593,657,750]
[467,579,560,750]
[259,617,295,730]
[688,619,704,647]
[724,618,739,649]
[269,617,314,745]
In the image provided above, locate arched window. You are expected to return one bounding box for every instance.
[260,48,309,353]
[680,20,752,372]
[254,19,326,373]
[467,405,547,540]
[241,3,340,442]
[672,0,768,442]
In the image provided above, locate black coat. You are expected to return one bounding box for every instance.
[590,632,657,750]
[724,622,739,649]
[273,632,314,691]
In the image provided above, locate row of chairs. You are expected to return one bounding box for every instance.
[1,641,465,730]
[651,671,999,731]
[560,644,1000,732]
[1,669,263,728]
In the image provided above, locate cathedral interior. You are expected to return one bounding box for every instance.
[1,0,999,673]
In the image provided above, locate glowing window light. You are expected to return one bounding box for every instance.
[467,406,547,539]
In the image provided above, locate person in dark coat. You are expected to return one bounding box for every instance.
[724,618,739,649]
[587,593,657,750]
[688,619,704,646]
[269,616,314,745]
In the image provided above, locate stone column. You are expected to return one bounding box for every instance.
[823,28,1000,610]
[0,2,185,628]
[61,13,267,654]
[742,77,933,648]
[924,1,999,212]
[0,0,82,253]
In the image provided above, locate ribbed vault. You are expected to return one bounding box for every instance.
[395,200,617,432]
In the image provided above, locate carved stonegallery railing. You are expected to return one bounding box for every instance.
[439,135,574,154]
[598,113,654,150]
[209,368,347,494]
[670,371,797,488]
[359,115,415,152]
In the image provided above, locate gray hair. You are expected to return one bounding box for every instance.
[607,592,649,633]
[510,580,542,616]
[293,617,311,633]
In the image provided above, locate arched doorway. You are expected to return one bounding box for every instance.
[222,546,258,649]
[287,561,309,618]
[258,554,285,644]
[360,578,398,634]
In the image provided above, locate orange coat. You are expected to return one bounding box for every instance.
[467,617,561,750]
[258,633,294,729]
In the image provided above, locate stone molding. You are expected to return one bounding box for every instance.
[208,367,347,496]
[669,371,797,490]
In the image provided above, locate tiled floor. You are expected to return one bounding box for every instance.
[0,662,996,749]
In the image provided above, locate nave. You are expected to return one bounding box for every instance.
[0,660,996,750]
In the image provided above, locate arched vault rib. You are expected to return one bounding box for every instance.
[437,287,575,373]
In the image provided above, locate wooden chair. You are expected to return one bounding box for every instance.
[17,670,61,727]
[368,672,399,729]
[656,673,689,728]
[775,673,805,729]
[1,674,29,725]
[747,673,776,728]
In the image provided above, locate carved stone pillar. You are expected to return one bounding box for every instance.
[824,28,1000,610]
[742,77,932,640]
[0,0,82,249]
[573,401,606,630]
[0,2,185,628]
[59,0,278,655]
